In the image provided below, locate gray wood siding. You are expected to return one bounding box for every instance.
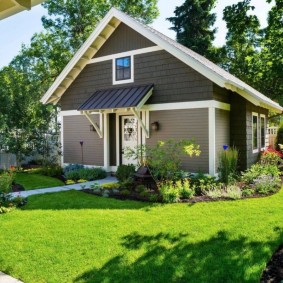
[60,50,214,110]
[213,84,230,103]
[215,109,230,171]
[147,109,209,173]
[230,93,268,170]
[94,23,155,58]
[63,115,104,166]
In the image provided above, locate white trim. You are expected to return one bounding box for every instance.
[142,100,231,111]
[61,110,83,116]
[260,114,266,151]
[103,113,110,170]
[60,112,64,166]
[112,55,134,85]
[209,107,216,176]
[90,46,162,64]
[252,112,259,153]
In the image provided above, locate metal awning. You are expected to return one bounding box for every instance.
[79,84,154,139]
[78,84,154,112]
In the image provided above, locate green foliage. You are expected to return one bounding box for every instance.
[39,165,63,177]
[119,178,134,190]
[63,164,84,174]
[276,124,283,149]
[254,175,281,194]
[167,0,218,61]
[116,165,135,182]
[65,167,106,181]
[139,191,150,198]
[149,193,159,202]
[260,152,283,166]
[175,179,194,199]
[0,192,27,214]
[135,184,147,193]
[120,189,130,196]
[203,188,223,199]
[218,147,238,184]
[0,172,14,194]
[65,179,76,185]
[159,181,180,203]
[190,174,220,196]
[101,183,120,189]
[241,164,280,184]
[77,179,88,183]
[225,185,242,200]
[242,187,255,197]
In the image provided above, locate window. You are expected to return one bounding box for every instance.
[260,115,266,150]
[113,55,133,85]
[252,113,258,153]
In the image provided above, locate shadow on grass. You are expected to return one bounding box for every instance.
[21,190,156,211]
[74,229,283,283]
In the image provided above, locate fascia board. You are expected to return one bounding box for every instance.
[41,8,118,104]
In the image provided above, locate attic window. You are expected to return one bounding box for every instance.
[113,55,134,85]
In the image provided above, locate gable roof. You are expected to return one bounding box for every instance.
[41,7,283,113]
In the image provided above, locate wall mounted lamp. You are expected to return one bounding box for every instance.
[151,121,159,131]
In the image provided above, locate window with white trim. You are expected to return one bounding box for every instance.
[260,114,266,150]
[113,55,134,85]
[252,113,258,153]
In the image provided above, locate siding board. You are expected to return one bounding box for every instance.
[63,115,104,166]
[147,109,209,172]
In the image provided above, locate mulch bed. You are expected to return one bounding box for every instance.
[261,244,283,283]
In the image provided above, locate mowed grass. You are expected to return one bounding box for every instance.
[14,173,64,190]
[0,189,283,283]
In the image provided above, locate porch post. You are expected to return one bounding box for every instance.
[209,107,216,176]
[103,113,110,171]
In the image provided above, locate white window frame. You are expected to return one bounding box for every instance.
[112,54,134,85]
[252,112,259,153]
[260,114,266,151]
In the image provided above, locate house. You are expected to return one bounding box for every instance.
[41,8,283,176]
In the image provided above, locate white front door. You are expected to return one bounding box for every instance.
[121,116,138,165]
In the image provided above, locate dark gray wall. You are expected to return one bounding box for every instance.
[215,109,230,171]
[60,50,214,110]
[230,93,268,170]
[147,109,209,173]
[94,23,155,58]
[109,113,116,166]
[63,115,104,166]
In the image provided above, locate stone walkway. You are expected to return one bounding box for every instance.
[10,176,117,198]
[0,272,23,283]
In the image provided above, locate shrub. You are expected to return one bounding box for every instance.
[149,193,159,202]
[241,164,280,184]
[101,183,120,189]
[135,184,147,193]
[0,172,14,193]
[120,189,130,196]
[63,164,84,174]
[254,175,281,194]
[190,174,221,196]
[119,177,134,190]
[276,124,283,150]
[65,179,76,185]
[116,165,135,182]
[218,147,238,184]
[39,165,63,177]
[225,185,242,199]
[175,179,194,199]
[242,187,255,197]
[159,181,180,203]
[77,179,88,183]
[65,167,106,181]
[260,151,283,165]
[203,188,223,199]
[139,191,150,198]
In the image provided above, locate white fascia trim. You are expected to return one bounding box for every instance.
[61,110,82,116]
[252,112,259,153]
[209,107,216,176]
[90,46,162,64]
[112,54,134,85]
[142,100,230,111]
[41,8,120,104]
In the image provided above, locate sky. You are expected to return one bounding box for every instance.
[0,0,274,68]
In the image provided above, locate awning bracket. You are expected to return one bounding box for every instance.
[82,111,103,138]
[131,108,149,138]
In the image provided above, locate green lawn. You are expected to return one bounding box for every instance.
[14,173,65,190]
[0,189,283,283]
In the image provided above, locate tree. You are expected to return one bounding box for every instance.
[221,0,261,84]
[167,0,218,60]
[42,0,159,52]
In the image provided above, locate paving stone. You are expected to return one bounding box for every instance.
[0,272,23,283]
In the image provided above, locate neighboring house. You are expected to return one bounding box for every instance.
[41,8,283,175]
[0,0,44,20]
